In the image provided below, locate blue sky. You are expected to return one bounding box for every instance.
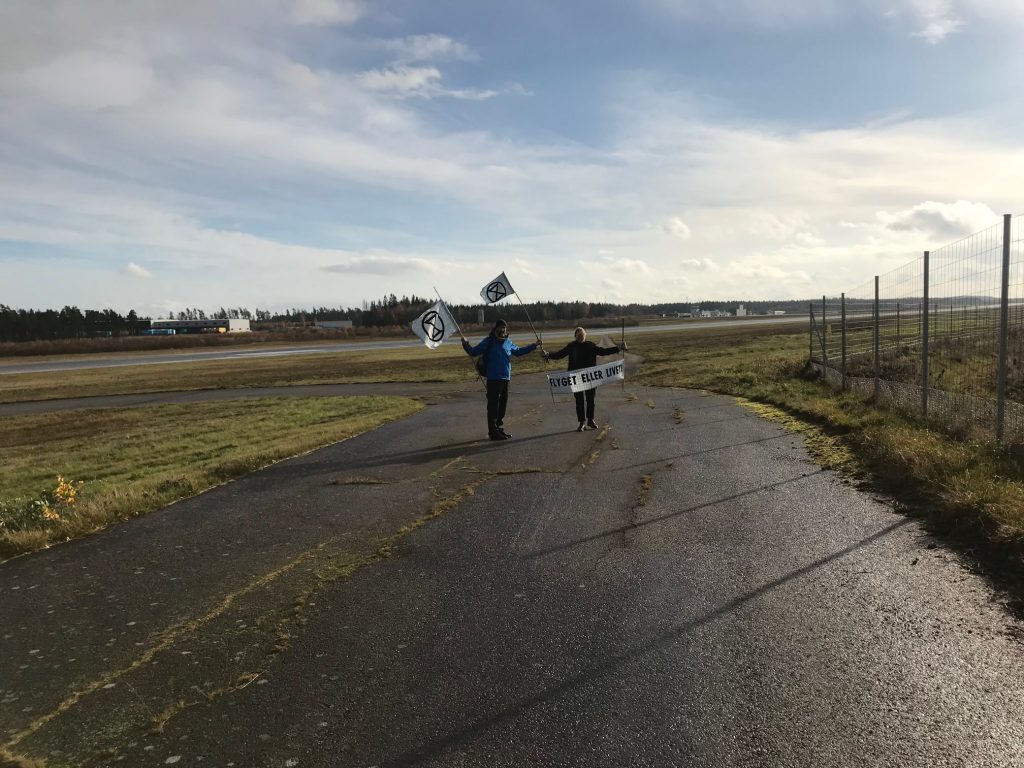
[2,0,1022,316]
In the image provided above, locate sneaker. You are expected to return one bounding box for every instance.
[499,429,512,439]
[489,431,504,441]
[577,422,587,432]
[587,419,599,429]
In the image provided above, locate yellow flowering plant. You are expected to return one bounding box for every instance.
[0,475,84,532]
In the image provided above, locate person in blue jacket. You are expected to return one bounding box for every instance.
[461,319,543,440]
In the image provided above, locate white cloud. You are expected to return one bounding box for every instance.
[384,34,476,63]
[510,258,538,278]
[355,65,498,100]
[904,0,963,43]
[661,216,692,239]
[11,50,157,110]
[357,65,442,94]
[876,200,1000,238]
[506,83,534,97]
[794,232,825,246]
[289,0,363,26]
[911,17,963,42]
[680,258,718,271]
[321,253,448,275]
[123,262,152,279]
[580,256,652,274]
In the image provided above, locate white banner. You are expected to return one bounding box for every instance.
[547,359,625,394]
[411,301,457,349]
[480,272,515,305]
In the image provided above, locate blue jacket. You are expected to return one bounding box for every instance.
[464,334,538,380]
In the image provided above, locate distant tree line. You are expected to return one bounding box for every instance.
[252,295,816,328]
[0,297,816,343]
[0,305,144,342]
[172,307,254,320]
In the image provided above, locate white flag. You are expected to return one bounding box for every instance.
[480,272,515,305]
[411,301,457,349]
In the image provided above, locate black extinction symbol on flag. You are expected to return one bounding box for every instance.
[485,281,508,303]
[421,310,446,342]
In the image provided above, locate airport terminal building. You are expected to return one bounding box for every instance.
[148,318,251,334]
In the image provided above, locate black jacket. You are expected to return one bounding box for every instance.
[546,339,620,370]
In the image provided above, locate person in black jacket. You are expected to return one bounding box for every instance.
[544,326,625,431]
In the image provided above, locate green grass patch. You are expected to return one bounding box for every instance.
[0,340,554,403]
[0,396,423,559]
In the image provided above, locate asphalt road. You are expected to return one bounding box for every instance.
[2,365,1022,767]
[0,316,808,376]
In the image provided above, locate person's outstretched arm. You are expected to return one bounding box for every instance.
[461,335,486,356]
[509,341,539,357]
[545,343,571,360]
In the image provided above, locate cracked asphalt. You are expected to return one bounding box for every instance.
[2,355,1023,767]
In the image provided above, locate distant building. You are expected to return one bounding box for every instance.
[150,318,250,333]
[315,320,354,330]
[735,304,747,317]
[770,310,787,315]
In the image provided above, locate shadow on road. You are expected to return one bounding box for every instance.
[383,517,914,767]
[521,469,827,560]
[293,431,575,477]
[611,432,797,474]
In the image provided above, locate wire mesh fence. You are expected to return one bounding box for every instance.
[809,213,1024,445]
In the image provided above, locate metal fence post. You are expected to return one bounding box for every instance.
[840,292,847,390]
[996,214,1012,443]
[922,250,930,420]
[873,276,880,398]
[808,303,814,362]
[822,295,827,378]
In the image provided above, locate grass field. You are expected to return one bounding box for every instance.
[1,323,1022,582]
[0,396,422,559]
[0,341,553,403]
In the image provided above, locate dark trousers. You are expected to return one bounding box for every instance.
[574,389,596,422]
[486,378,509,433]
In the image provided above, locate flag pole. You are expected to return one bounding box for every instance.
[515,294,541,344]
[434,287,485,387]
[621,315,626,392]
[433,286,463,335]
[513,293,550,373]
